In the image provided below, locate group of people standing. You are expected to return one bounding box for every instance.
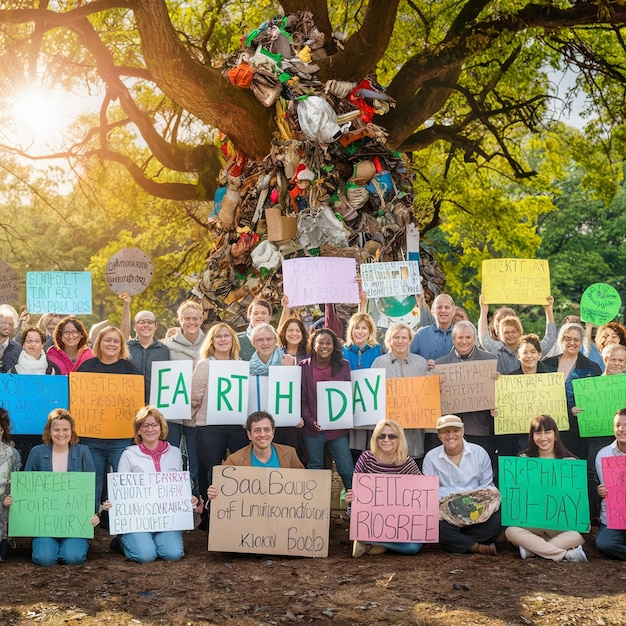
[0,286,624,565]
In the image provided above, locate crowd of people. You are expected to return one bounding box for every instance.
[0,288,624,566]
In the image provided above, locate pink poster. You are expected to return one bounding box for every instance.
[602,456,626,530]
[349,473,439,543]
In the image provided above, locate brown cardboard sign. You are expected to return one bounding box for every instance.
[105,248,153,295]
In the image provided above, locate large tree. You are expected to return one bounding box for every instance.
[0,0,625,201]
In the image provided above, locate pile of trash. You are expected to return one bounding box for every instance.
[191,11,445,327]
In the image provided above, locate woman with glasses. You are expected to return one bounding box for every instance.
[107,406,198,562]
[345,420,424,557]
[543,322,602,457]
[9,327,60,375]
[46,317,94,375]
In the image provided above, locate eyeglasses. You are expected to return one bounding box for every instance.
[140,422,160,431]
[62,330,80,337]
[562,336,581,344]
[377,433,399,440]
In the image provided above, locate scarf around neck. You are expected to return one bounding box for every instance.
[249,347,284,376]
[15,351,48,374]
[139,440,169,471]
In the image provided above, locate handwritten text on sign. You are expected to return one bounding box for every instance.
[26,271,92,315]
[352,368,386,427]
[350,473,439,543]
[107,472,193,535]
[9,472,95,539]
[499,456,590,532]
[495,373,568,434]
[209,466,331,557]
[282,257,360,307]
[602,456,626,530]
[360,261,422,299]
[580,283,621,326]
[482,259,550,305]
[0,375,68,435]
[248,367,302,427]
[386,376,441,428]
[150,360,192,421]
[573,375,626,438]
[434,361,497,414]
[0,259,18,304]
[316,381,353,430]
[69,372,145,438]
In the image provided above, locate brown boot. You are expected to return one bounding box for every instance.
[469,542,498,556]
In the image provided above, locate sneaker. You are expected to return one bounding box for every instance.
[519,546,534,560]
[369,545,387,556]
[564,545,588,563]
[352,540,368,558]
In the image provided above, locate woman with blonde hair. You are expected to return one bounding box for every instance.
[346,420,424,557]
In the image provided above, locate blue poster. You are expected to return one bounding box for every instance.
[26,271,92,315]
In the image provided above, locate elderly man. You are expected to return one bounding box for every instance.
[127,309,170,403]
[0,304,21,373]
[422,414,502,555]
[435,321,499,464]
[410,294,455,361]
[595,408,626,560]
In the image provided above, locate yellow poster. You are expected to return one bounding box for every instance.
[482,258,550,305]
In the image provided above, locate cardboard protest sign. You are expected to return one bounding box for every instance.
[360,261,421,299]
[573,375,626,437]
[26,271,92,314]
[352,368,386,427]
[495,373,568,434]
[0,375,68,435]
[107,471,194,534]
[206,360,249,425]
[316,381,353,430]
[580,283,621,326]
[0,259,18,304]
[209,466,331,557]
[482,259,550,305]
[149,360,192,421]
[282,257,360,307]
[433,361,497,415]
[9,471,95,538]
[499,456,590,532]
[105,247,153,296]
[386,376,440,429]
[69,372,145,438]
[602,456,626,530]
[350,473,439,543]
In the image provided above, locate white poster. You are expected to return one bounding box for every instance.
[149,360,192,420]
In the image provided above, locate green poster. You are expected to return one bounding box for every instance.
[573,374,626,437]
[499,457,590,532]
[580,283,621,325]
[9,472,95,539]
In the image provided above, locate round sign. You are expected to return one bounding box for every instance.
[580,283,622,326]
[0,259,19,304]
[105,248,153,296]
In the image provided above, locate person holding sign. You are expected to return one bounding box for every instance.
[21,409,100,566]
[346,420,424,557]
[301,329,354,491]
[409,294,455,361]
[422,415,502,555]
[595,408,626,560]
[278,317,309,363]
[504,415,587,562]
[166,300,205,498]
[478,295,556,374]
[8,327,60,375]
[0,409,20,561]
[110,406,197,563]
[46,316,94,375]
[77,326,141,506]
[373,323,432,462]
[193,323,247,529]
[0,304,21,373]
[544,323,602,458]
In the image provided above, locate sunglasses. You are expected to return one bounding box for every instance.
[377,433,398,440]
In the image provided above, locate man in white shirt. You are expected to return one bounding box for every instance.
[422,414,501,555]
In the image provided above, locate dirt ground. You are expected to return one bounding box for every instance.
[0,513,624,626]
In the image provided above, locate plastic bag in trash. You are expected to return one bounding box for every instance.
[251,239,281,271]
[297,206,349,249]
[297,96,346,145]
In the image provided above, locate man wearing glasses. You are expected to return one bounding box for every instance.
[127,310,170,402]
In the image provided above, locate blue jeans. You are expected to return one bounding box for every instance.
[120,531,184,563]
[32,537,88,567]
[304,434,354,490]
[370,541,423,555]
[81,437,130,505]
[167,423,198,495]
[596,523,626,560]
